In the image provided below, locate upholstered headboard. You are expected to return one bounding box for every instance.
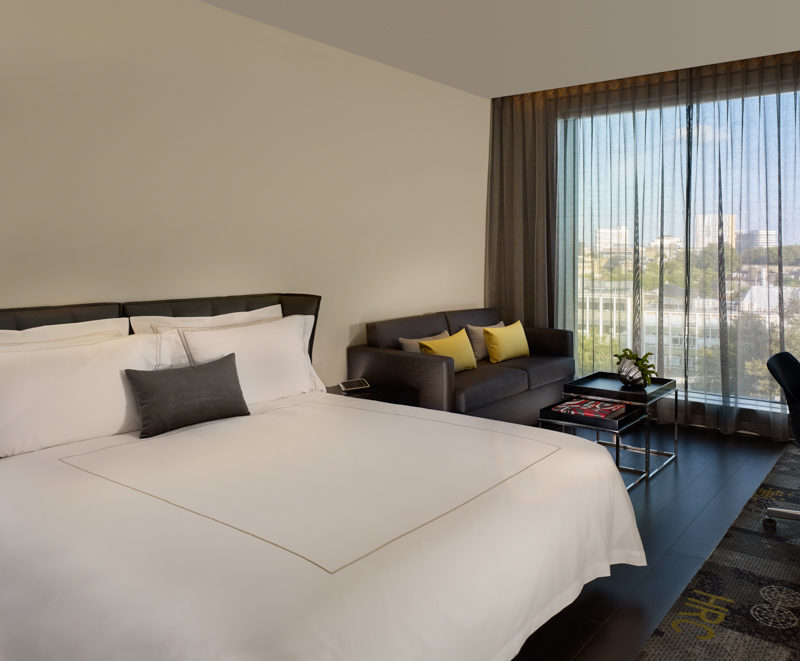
[0,293,322,357]
[121,293,321,356]
[0,302,122,330]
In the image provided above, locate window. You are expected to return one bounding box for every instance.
[556,90,799,406]
[486,53,800,437]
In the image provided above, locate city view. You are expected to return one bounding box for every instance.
[557,88,800,409]
[573,215,796,405]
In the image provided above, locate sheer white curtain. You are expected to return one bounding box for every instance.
[554,55,800,436]
[486,53,800,438]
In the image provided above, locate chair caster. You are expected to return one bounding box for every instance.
[763,517,777,533]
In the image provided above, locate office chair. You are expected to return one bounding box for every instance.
[764,351,800,532]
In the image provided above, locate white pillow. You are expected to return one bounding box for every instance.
[181,315,325,406]
[129,304,283,334]
[0,317,129,346]
[0,332,124,353]
[0,332,186,458]
[156,312,315,367]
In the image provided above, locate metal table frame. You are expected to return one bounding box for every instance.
[540,374,678,490]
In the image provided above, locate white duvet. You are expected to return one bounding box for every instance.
[0,392,645,661]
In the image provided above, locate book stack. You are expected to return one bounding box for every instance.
[551,398,625,419]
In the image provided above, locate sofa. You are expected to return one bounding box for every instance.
[347,307,575,425]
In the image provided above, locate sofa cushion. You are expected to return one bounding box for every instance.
[466,322,504,361]
[445,308,502,334]
[367,313,448,349]
[419,329,477,373]
[484,321,530,363]
[453,363,528,413]
[398,329,449,353]
[498,355,575,389]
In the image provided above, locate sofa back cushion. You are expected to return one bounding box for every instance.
[445,308,502,334]
[398,329,450,353]
[366,312,448,349]
[466,322,504,361]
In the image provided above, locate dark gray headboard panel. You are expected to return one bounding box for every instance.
[0,293,322,358]
[121,293,322,357]
[0,302,121,330]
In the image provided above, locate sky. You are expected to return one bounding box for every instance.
[557,91,800,247]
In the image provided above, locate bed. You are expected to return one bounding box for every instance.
[0,293,645,661]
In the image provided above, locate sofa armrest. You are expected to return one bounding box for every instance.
[347,345,455,411]
[524,327,574,358]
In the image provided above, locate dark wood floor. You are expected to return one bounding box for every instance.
[513,423,785,661]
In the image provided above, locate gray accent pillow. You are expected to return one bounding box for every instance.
[398,329,450,353]
[125,353,249,438]
[466,321,505,361]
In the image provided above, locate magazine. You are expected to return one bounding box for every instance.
[551,398,625,419]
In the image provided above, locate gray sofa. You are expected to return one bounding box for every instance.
[347,307,574,425]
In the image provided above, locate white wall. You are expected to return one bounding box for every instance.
[0,0,489,384]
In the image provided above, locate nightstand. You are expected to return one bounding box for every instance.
[326,383,418,406]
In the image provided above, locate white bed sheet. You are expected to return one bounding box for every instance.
[0,392,645,661]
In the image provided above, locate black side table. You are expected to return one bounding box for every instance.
[539,372,677,490]
[326,383,418,407]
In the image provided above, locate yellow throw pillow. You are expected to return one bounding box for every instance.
[419,328,477,372]
[484,321,530,363]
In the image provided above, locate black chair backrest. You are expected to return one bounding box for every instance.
[767,351,800,445]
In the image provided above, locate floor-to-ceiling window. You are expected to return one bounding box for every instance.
[487,53,800,436]
[556,89,799,414]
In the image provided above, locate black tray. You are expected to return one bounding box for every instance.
[539,398,647,432]
[563,372,676,405]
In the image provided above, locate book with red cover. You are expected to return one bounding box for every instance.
[551,398,625,419]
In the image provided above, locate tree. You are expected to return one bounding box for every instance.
[744,359,776,400]
[727,312,782,401]
[640,244,740,296]
[603,256,631,283]
[694,346,722,393]
[642,253,685,291]
[575,329,615,376]
[746,246,800,266]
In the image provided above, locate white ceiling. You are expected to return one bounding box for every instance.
[203,0,800,99]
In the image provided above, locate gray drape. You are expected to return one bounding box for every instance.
[485,93,557,329]
[486,52,800,438]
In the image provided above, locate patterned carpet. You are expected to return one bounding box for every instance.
[636,443,800,660]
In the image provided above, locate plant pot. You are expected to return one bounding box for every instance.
[617,358,645,386]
